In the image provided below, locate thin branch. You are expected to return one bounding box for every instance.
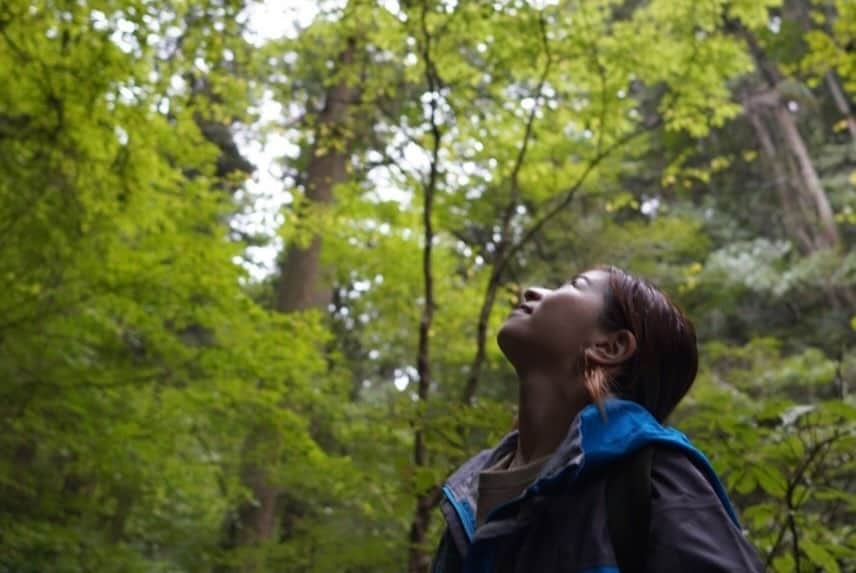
[787,508,801,571]
[500,118,659,280]
[763,431,843,569]
[460,12,554,405]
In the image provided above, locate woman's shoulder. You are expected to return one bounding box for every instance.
[650,445,723,507]
[647,446,765,571]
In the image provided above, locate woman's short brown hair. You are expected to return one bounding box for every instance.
[587,265,698,422]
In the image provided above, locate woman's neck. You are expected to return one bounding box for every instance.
[513,368,588,466]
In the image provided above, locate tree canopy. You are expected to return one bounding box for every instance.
[0,1,853,572]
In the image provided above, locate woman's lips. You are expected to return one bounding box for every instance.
[513,303,533,315]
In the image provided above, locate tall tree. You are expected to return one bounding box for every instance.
[737,22,841,250]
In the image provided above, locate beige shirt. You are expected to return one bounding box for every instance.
[476,450,551,527]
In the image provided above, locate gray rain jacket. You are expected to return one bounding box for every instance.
[432,400,764,573]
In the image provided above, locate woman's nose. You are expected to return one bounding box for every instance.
[523,287,545,302]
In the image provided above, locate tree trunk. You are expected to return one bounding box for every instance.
[770,102,840,248]
[745,105,816,253]
[231,40,356,556]
[408,6,442,570]
[740,27,841,250]
[276,42,356,312]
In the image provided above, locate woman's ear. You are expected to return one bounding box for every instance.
[585,329,637,367]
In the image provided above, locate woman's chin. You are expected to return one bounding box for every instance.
[497,319,527,360]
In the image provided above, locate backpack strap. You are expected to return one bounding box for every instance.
[606,446,654,573]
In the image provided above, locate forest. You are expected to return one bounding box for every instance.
[0,0,854,571]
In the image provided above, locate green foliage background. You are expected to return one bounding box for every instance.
[0,0,853,572]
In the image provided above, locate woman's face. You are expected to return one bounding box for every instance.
[497,269,610,371]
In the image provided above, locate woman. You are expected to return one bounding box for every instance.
[432,266,763,572]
